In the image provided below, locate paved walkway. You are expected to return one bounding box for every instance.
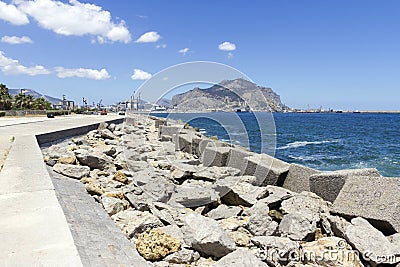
[50,168,148,267]
[0,114,144,266]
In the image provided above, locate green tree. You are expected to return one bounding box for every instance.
[13,93,34,110]
[0,83,12,110]
[32,97,52,110]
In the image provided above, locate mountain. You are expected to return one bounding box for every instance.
[156,98,172,108]
[9,89,62,105]
[171,78,288,112]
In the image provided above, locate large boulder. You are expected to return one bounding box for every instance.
[207,205,242,220]
[101,196,125,216]
[278,212,317,241]
[344,217,399,265]
[332,175,400,234]
[283,164,321,193]
[53,163,90,179]
[193,166,241,182]
[309,168,380,202]
[242,154,289,186]
[111,210,163,239]
[246,201,278,236]
[213,176,266,207]
[169,180,219,208]
[181,213,236,258]
[75,149,114,170]
[251,236,299,266]
[213,248,267,267]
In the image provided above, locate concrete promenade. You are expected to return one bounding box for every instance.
[0,114,131,266]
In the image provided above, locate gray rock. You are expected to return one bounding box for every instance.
[47,144,74,160]
[214,178,268,207]
[281,191,330,223]
[229,227,252,247]
[169,180,219,208]
[344,217,399,265]
[97,122,108,130]
[207,205,242,220]
[242,154,289,186]
[181,213,236,258]
[213,248,267,267]
[260,185,294,208]
[105,139,119,145]
[75,149,114,170]
[278,212,317,241]
[108,123,116,131]
[100,128,116,139]
[283,164,321,193]
[326,215,350,239]
[53,163,90,179]
[164,249,200,264]
[169,162,200,180]
[246,202,278,236]
[101,196,125,216]
[310,168,380,202]
[193,166,241,182]
[201,146,231,167]
[226,147,254,173]
[46,159,57,167]
[332,175,400,234]
[251,236,299,265]
[111,210,163,239]
[150,202,188,227]
[158,225,187,246]
[388,233,400,251]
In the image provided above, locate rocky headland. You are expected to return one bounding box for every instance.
[171,78,288,112]
[41,114,400,267]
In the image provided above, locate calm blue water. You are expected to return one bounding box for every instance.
[152,112,400,177]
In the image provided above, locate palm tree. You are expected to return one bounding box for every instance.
[32,97,52,110]
[13,93,34,109]
[0,83,12,110]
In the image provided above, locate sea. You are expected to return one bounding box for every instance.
[151,112,400,177]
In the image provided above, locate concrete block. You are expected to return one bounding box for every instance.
[198,139,229,159]
[242,154,289,186]
[283,164,321,193]
[158,125,183,138]
[309,168,380,202]
[175,133,195,153]
[226,147,254,174]
[154,119,166,129]
[202,146,232,167]
[332,175,400,235]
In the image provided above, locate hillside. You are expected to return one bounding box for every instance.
[9,89,62,105]
[171,78,287,112]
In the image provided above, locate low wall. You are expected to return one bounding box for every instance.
[36,118,124,145]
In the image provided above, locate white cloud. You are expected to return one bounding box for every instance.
[0,51,50,76]
[15,0,131,43]
[55,67,110,80]
[131,69,152,80]
[156,44,167,49]
[227,52,234,59]
[1,35,33,44]
[0,1,29,25]
[178,47,189,55]
[135,31,161,43]
[218,41,236,51]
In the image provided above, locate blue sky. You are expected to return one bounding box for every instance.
[0,0,399,110]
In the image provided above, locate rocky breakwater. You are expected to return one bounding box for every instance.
[42,115,400,267]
